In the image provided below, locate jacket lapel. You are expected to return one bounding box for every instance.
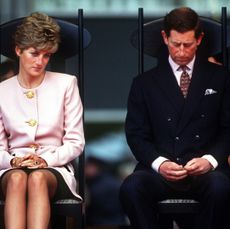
[155,60,185,114]
[176,60,211,133]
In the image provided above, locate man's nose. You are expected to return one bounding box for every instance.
[178,44,185,55]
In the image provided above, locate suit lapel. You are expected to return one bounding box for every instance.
[155,60,185,113]
[154,59,212,134]
[176,60,211,133]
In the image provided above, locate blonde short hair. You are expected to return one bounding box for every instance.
[14,12,60,53]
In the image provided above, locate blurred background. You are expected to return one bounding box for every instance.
[1,0,230,227]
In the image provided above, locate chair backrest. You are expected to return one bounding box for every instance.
[0,9,91,199]
[132,7,230,74]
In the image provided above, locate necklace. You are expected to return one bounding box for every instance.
[17,72,45,89]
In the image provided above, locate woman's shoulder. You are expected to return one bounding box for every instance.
[0,75,17,90]
[45,71,78,85]
[46,71,77,80]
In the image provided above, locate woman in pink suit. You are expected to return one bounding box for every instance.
[0,12,85,229]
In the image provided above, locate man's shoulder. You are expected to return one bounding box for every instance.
[134,67,158,82]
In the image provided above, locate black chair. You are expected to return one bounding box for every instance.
[131,7,230,229]
[0,9,91,229]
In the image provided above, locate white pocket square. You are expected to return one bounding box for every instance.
[204,89,217,95]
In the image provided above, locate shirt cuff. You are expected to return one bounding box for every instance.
[151,156,169,172]
[202,154,218,169]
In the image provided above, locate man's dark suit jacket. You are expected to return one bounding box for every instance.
[125,57,230,174]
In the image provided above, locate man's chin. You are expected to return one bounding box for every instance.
[176,60,190,66]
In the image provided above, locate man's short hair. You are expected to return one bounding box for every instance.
[163,7,203,38]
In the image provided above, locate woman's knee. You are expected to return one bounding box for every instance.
[3,170,27,193]
[27,170,48,190]
[27,170,57,197]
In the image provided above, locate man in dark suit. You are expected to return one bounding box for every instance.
[120,7,230,229]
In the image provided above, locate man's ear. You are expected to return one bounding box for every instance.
[161,30,169,45]
[197,32,204,46]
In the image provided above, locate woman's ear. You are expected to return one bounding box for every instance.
[15,46,21,57]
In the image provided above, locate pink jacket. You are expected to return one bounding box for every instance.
[0,71,85,199]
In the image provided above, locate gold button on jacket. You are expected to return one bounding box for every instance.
[25,91,35,99]
[25,119,37,127]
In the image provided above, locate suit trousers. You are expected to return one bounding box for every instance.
[119,169,230,229]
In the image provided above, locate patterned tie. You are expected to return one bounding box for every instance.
[179,65,190,98]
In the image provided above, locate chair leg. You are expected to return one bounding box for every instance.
[0,211,4,229]
[52,215,66,229]
[75,214,83,229]
[159,214,174,229]
[0,220,4,229]
[174,213,195,229]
